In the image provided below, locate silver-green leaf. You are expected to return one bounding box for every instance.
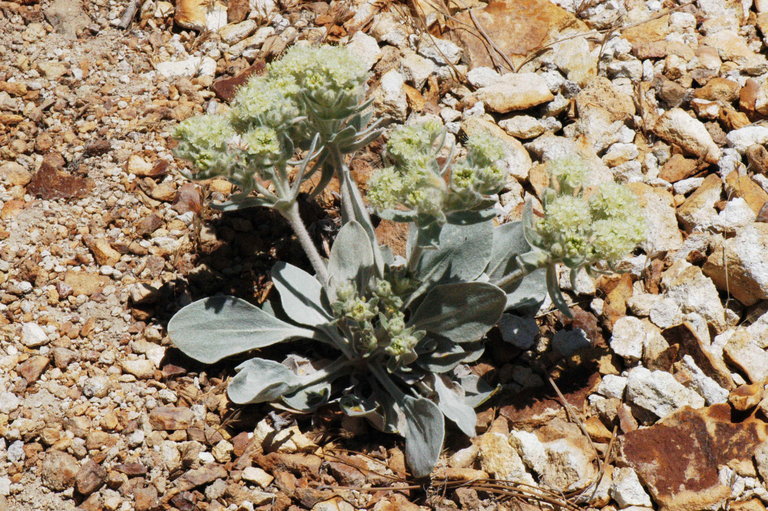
[328,220,373,293]
[401,395,445,478]
[432,375,477,437]
[410,282,506,343]
[168,296,318,364]
[228,358,299,404]
[271,262,332,327]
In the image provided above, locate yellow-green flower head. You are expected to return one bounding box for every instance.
[241,126,282,161]
[465,132,505,168]
[269,45,368,96]
[538,195,591,237]
[588,182,637,220]
[385,120,443,171]
[367,166,404,210]
[173,114,236,174]
[345,296,377,323]
[548,156,588,194]
[229,76,299,132]
[590,216,645,262]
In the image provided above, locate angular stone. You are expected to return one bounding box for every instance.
[218,19,257,44]
[86,237,121,266]
[694,77,740,103]
[622,404,768,511]
[653,108,721,164]
[21,322,48,347]
[723,330,768,383]
[241,466,274,488]
[476,431,535,484]
[63,271,111,296]
[676,173,721,231]
[149,406,195,430]
[729,382,764,411]
[610,317,668,364]
[121,359,155,379]
[449,0,587,70]
[726,126,768,153]
[18,355,49,382]
[76,459,107,495]
[0,161,32,187]
[473,73,553,113]
[134,484,160,511]
[41,451,79,491]
[576,76,635,122]
[625,367,705,420]
[177,464,228,491]
[662,260,727,333]
[610,467,653,507]
[627,183,684,253]
[703,224,768,306]
[724,173,768,215]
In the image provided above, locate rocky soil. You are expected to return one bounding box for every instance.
[1,0,768,510]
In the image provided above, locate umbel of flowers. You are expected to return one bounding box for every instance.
[168,44,646,478]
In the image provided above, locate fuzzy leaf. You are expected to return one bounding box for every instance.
[228,358,299,404]
[410,282,506,343]
[417,338,484,373]
[432,375,477,437]
[168,296,317,364]
[340,172,384,275]
[401,395,445,478]
[328,220,373,292]
[211,197,274,211]
[487,222,528,280]
[271,262,332,327]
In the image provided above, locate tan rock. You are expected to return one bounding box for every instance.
[653,108,722,164]
[703,223,768,306]
[694,77,740,103]
[676,173,722,231]
[702,30,758,64]
[622,404,768,511]
[63,271,111,296]
[724,172,768,214]
[729,382,764,411]
[622,14,670,45]
[121,358,156,379]
[659,154,699,183]
[1,199,27,219]
[41,451,79,491]
[149,406,195,430]
[576,76,635,122]
[174,0,207,30]
[36,61,68,80]
[626,182,684,253]
[473,72,553,113]
[723,330,768,383]
[18,355,49,382]
[86,237,121,266]
[449,0,588,70]
[126,154,154,176]
[662,259,727,333]
[0,162,32,186]
[476,430,534,483]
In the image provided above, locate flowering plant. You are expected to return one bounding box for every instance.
[168,44,645,478]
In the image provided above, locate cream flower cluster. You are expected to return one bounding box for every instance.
[367,121,507,220]
[534,159,646,269]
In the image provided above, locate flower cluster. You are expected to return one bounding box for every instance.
[532,158,646,270]
[173,44,370,194]
[332,278,425,369]
[367,121,507,222]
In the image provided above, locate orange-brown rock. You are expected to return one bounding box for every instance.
[659,154,699,183]
[724,172,768,214]
[693,77,740,103]
[622,404,768,511]
[729,382,764,411]
[447,0,587,70]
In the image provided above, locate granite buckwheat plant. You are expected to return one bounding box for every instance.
[168,43,646,478]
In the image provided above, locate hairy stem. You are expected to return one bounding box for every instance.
[281,202,330,286]
[492,267,526,290]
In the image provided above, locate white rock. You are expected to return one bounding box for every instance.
[121,358,156,379]
[0,476,10,496]
[0,392,21,414]
[673,177,705,195]
[607,58,643,81]
[227,26,275,58]
[625,367,706,420]
[726,126,768,153]
[467,66,501,88]
[417,34,462,65]
[198,57,217,77]
[611,467,653,508]
[499,314,538,349]
[399,50,435,89]
[654,108,721,163]
[474,73,554,113]
[509,430,548,476]
[712,197,756,233]
[375,69,407,120]
[610,317,667,363]
[648,297,683,329]
[498,115,548,139]
[597,374,628,399]
[680,355,728,405]
[242,466,274,488]
[369,11,408,47]
[206,2,228,31]
[346,31,381,71]
[476,431,535,484]
[219,19,257,44]
[662,260,726,332]
[156,57,204,78]
[21,323,48,347]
